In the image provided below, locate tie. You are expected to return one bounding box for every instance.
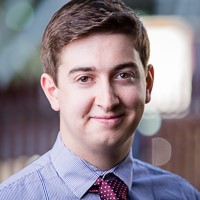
[89,175,128,200]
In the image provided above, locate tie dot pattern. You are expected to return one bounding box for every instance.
[89,176,128,200]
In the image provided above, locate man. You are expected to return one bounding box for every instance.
[0,0,199,199]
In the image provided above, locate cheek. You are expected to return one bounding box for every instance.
[61,90,94,118]
[122,87,146,108]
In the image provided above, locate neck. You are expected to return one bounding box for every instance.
[84,145,131,171]
[61,133,133,171]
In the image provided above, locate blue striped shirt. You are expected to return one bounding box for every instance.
[0,134,199,199]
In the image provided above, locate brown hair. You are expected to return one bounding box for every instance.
[41,0,150,85]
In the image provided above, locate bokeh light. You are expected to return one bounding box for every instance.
[152,137,172,166]
[142,17,193,117]
[5,2,34,31]
[138,111,162,136]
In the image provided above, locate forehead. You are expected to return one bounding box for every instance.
[59,33,143,72]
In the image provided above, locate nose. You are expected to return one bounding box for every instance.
[95,80,120,111]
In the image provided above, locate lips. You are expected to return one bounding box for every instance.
[90,114,125,125]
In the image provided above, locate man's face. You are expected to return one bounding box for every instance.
[42,33,153,158]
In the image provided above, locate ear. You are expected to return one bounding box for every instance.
[145,64,154,104]
[40,73,60,111]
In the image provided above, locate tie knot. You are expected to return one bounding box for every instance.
[89,175,128,200]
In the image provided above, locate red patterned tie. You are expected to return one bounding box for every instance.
[89,175,128,200]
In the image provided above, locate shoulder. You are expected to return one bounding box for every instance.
[0,151,57,199]
[131,159,200,199]
[133,158,175,176]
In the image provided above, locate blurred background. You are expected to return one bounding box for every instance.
[0,0,200,191]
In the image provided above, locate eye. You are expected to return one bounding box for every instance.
[79,76,90,82]
[77,75,94,84]
[116,72,135,80]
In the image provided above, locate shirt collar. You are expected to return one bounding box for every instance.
[51,134,134,199]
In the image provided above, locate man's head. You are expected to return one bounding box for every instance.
[40,0,154,169]
[40,0,150,85]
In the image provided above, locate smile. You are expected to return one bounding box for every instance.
[90,114,124,125]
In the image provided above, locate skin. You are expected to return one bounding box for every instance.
[41,33,154,170]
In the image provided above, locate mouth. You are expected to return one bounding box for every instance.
[90,114,125,126]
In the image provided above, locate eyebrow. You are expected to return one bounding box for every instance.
[68,67,96,75]
[113,62,139,71]
[68,62,138,76]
